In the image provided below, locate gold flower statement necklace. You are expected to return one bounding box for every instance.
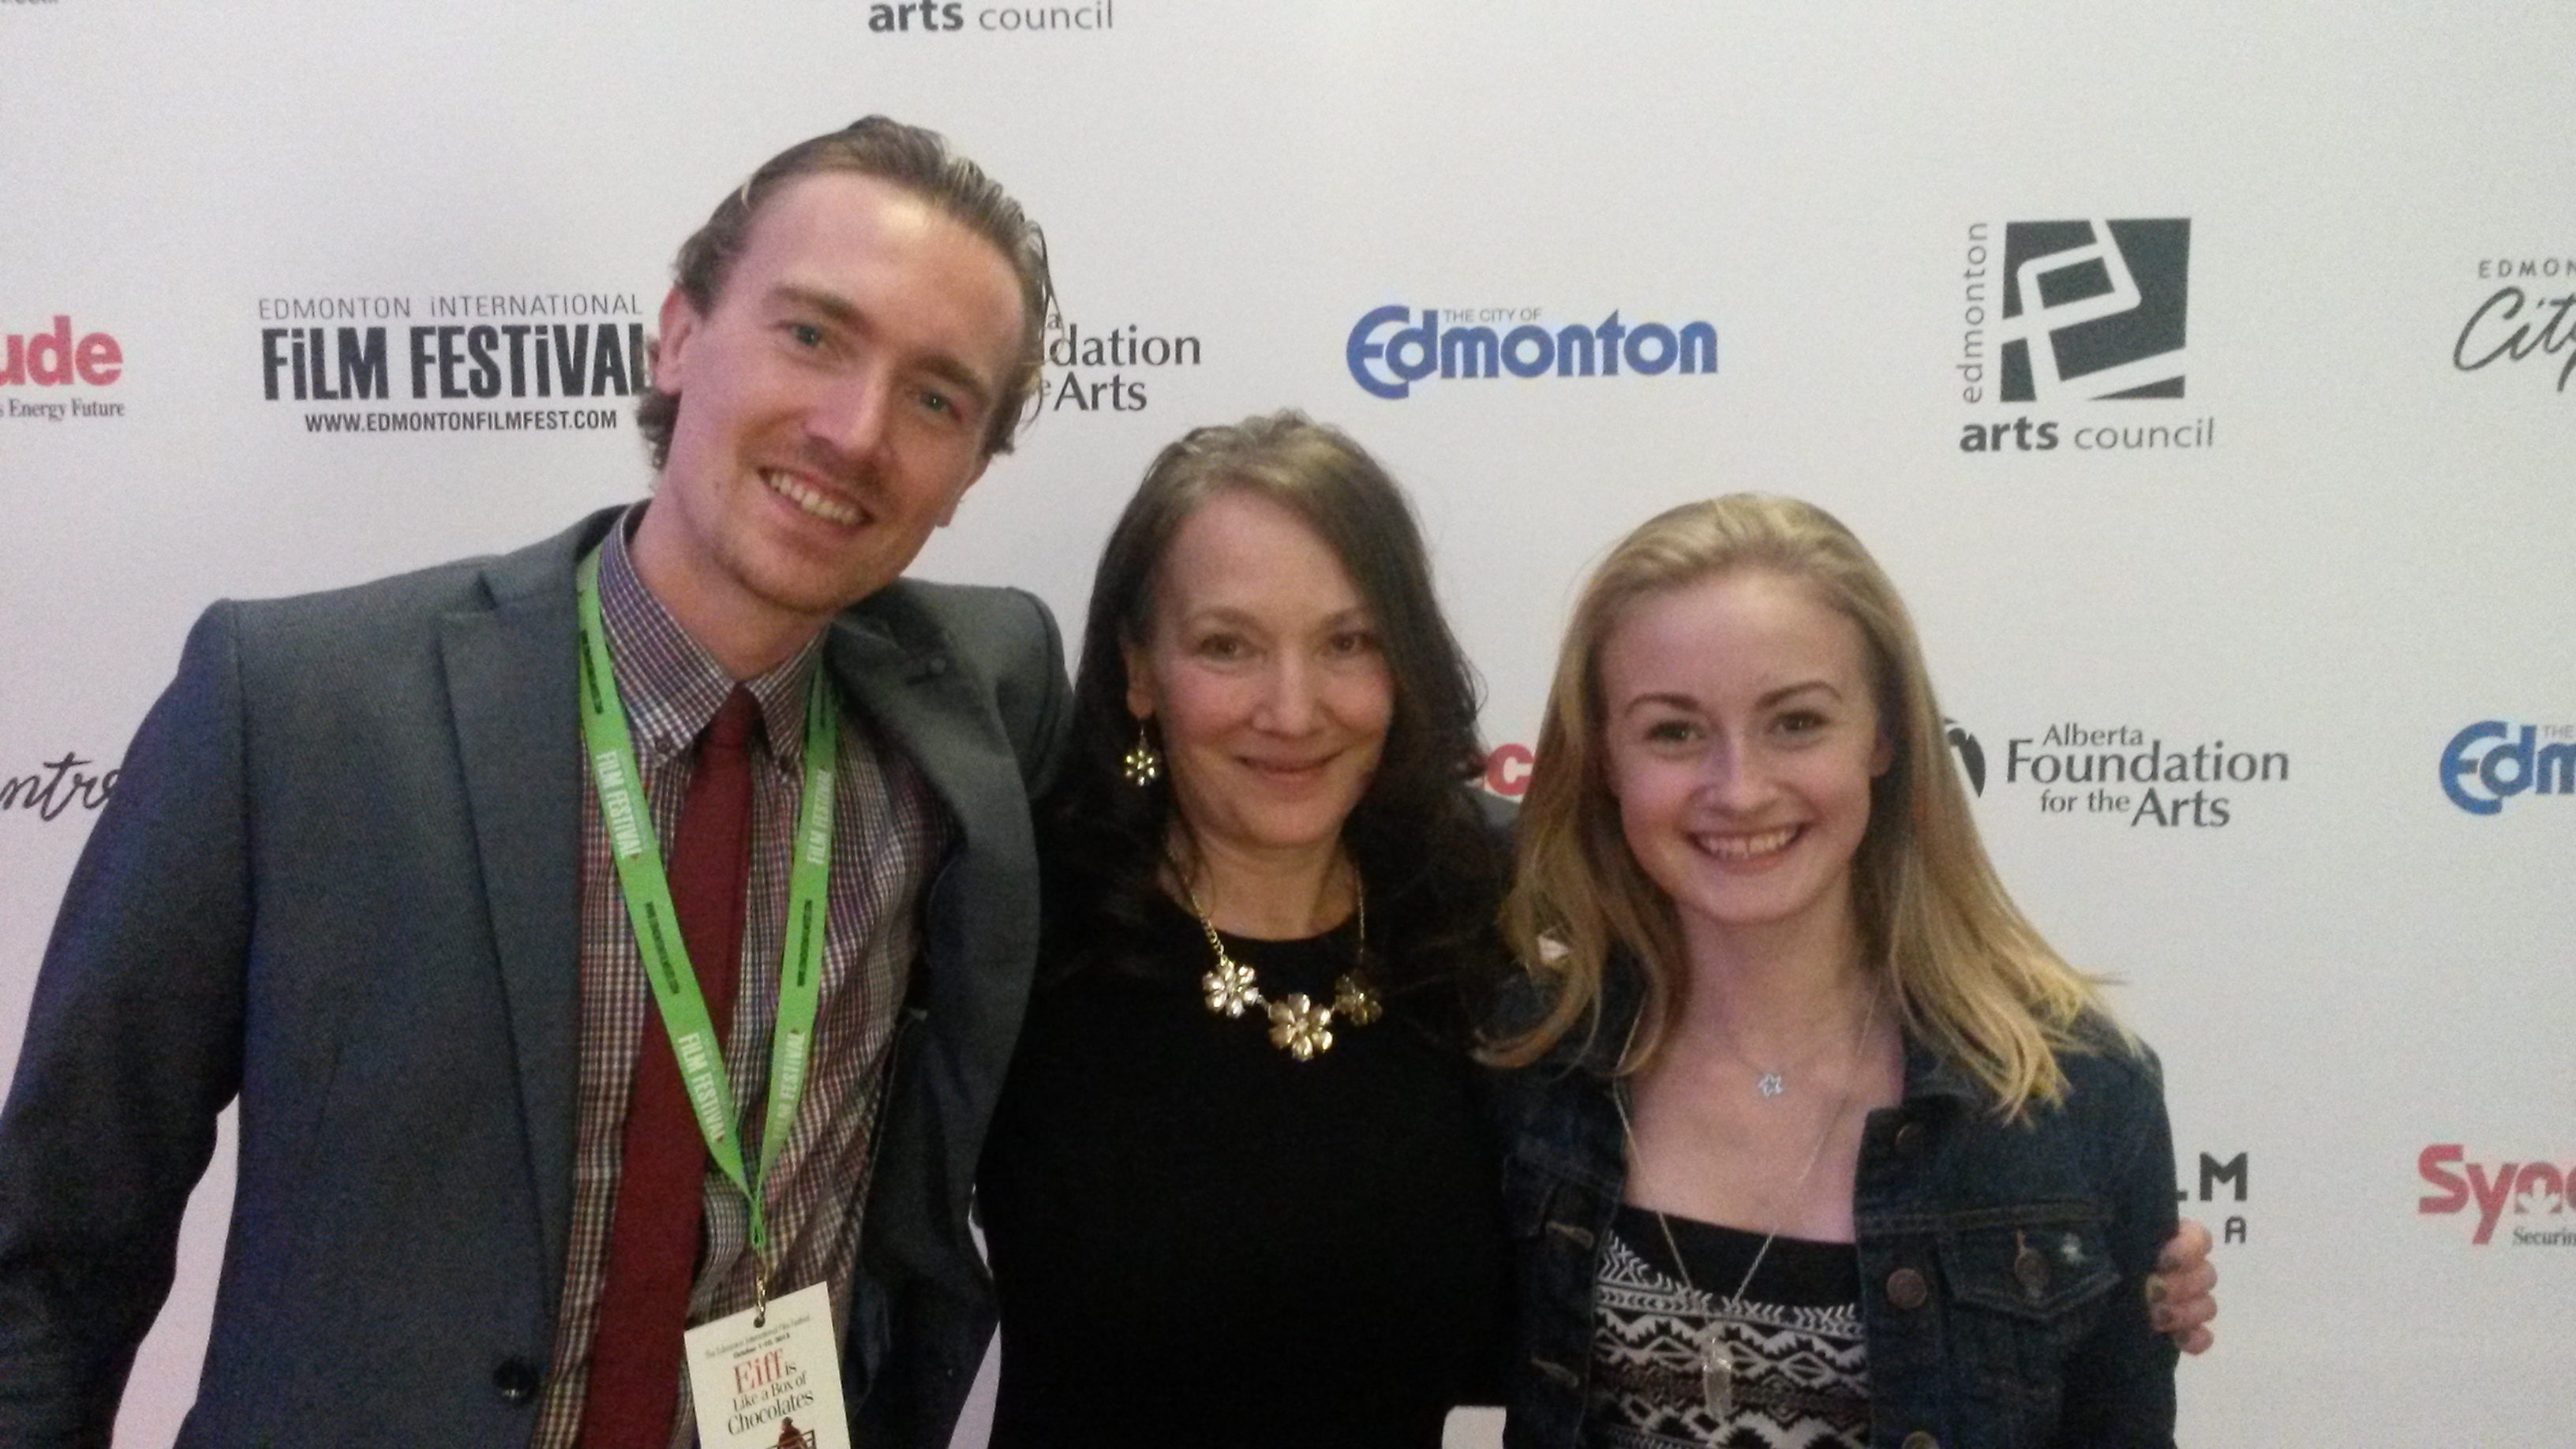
[1187,878,1382,1061]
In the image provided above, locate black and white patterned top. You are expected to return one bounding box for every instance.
[1585,1204,1870,1449]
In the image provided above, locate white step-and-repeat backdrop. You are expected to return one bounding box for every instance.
[4,3,2569,1444]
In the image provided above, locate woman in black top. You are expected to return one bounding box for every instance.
[979,411,1513,1447]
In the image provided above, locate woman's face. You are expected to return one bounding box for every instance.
[1125,489,1395,872]
[1596,569,1890,953]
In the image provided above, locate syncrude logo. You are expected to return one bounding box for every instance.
[2418,1144,2576,1246]
[2,316,126,422]
[865,0,1114,32]
[1347,305,1716,401]
[2439,721,2576,815]
[256,292,645,437]
[2453,256,2576,393]
[1953,219,2211,455]
[1970,718,2290,828]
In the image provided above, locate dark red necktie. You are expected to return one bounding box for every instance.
[579,686,761,1447]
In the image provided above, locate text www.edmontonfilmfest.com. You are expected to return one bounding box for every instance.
[303,407,624,433]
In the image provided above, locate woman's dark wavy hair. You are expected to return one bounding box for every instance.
[1042,410,1508,1013]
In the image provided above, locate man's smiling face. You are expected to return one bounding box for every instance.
[638,170,1028,650]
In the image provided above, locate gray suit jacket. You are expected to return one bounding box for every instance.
[0,508,1069,1447]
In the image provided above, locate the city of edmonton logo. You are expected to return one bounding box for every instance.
[2439,721,2576,815]
[2453,255,2576,393]
[1953,219,2212,454]
[2,315,125,422]
[1954,718,2288,827]
[1346,305,1716,401]
[2418,1144,2575,1246]
[256,291,646,436]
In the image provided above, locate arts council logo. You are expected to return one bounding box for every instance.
[2453,253,2576,394]
[862,0,1115,33]
[1951,219,2214,455]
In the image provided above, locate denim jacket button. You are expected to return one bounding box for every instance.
[1893,1121,1926,1155]
[2015,1244,2051,1298]
[1885,1266,1930,1310]
[1900,1432,1940,1449]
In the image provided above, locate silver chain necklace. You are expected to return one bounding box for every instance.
[1706,993,1870,1103]
[1613,985,1881,1419]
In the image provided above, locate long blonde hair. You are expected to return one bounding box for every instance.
[1491,496,2120,1115]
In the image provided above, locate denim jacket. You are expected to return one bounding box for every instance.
[1494,968,2178,1449]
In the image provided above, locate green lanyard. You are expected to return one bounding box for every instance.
[575,545,837,1288]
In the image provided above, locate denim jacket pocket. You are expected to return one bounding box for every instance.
[1936,1208,2117,1432]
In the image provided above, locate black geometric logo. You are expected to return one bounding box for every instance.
[1944,718,1986,796]
[1998,219,2188,401]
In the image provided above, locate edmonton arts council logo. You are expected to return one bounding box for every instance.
[1952,219,2214,455]
[1945,717,2289,828]
[861,0,1114,33]
[256,290,646,437]
[2453,253,2576,394]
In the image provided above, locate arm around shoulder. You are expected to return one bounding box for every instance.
[0,602,258,1443]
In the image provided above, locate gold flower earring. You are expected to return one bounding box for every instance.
[1121,724,1163,788]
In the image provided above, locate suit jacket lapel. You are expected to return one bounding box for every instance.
[434,511,614,1284]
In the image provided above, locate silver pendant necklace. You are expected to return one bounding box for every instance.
[1709,998,1863,1104]
[1614,985,1881,1420]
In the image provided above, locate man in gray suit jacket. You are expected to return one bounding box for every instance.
[0,118,1064,1448]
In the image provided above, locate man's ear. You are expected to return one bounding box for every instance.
[653,284,704,395]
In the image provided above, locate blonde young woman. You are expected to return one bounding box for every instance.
[1495,496,2188,1448]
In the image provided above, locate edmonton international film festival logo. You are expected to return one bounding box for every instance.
[1953,219,2214,455]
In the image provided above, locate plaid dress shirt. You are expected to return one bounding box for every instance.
[529,510,949,1448]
